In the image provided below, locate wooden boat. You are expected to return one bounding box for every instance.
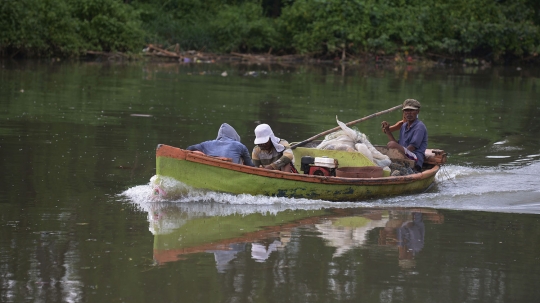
[154,144,447,201]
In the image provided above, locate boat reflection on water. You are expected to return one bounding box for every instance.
[139,202,443,271]
[143,202,328,268]
[316,209,443,268]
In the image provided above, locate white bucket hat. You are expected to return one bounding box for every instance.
[254,124,285,152]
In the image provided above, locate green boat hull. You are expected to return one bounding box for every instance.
[155,145,439,201]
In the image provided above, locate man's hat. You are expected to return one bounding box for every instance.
[402,99,421,110]
[254,124,285,152]
[254,124,273,144]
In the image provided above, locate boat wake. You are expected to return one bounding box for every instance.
[120,161,540,215]
[386,162,540,213]
[120,175,366,216]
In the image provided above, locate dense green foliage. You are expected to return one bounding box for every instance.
[133,0,278,52]
[279,0,540,61]
[1,0,539,62]
[0,0,144,56]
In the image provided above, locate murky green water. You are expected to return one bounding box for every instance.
[1,60,540,302]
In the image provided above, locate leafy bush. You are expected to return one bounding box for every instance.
[429,0,540,60]
[279,0,373,55]
[278,0,540,60]
[69,0,146,52]
[131,0,217,50]
[0,0,146,57]
[0,0,82,56]
[209,2,278,52]
[132,0,277,52]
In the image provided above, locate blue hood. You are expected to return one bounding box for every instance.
[216,123,241,142]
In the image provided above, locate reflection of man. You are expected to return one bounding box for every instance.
[397,213,425,266]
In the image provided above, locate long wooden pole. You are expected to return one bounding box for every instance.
[290,104,403,149]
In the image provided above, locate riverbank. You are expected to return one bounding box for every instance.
[83,44,503,69]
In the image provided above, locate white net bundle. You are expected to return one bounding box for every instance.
[316,117,392,168]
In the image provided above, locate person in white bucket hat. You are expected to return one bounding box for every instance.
[252,124,295,172]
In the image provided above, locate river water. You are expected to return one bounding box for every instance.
[1,60,539,302]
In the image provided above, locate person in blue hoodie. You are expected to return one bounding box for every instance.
[186,123,254,166]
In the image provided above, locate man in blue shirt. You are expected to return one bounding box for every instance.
[381,99,428,171]
[186,123,254,166]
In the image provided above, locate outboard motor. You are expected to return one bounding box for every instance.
[301,156,338,176]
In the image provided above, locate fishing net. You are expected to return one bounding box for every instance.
[316,117,392,168]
